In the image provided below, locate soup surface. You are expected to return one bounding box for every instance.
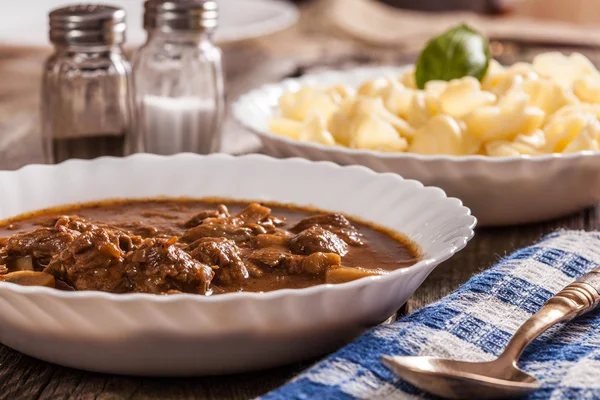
[0,199,420,295]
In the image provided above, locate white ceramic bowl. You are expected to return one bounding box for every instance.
[0,153,474,376]
[232,66,600,226]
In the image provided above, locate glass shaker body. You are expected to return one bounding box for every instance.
[132,31,224,155]
[42,44,137,164]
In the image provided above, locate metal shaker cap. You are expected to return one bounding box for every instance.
[144,0,218,33]
[49,4,126,45]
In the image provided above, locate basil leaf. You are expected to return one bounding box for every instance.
[415,24,491,89]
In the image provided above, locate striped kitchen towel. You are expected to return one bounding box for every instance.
[260,231,600,400]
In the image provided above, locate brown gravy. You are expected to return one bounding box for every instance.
[0,199,420,295]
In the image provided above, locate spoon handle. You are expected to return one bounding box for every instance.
[500,269,600,362]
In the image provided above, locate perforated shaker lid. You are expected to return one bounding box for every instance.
[143,0,218,32]
[49,4,126,45]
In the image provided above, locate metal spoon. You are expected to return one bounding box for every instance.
[382,268,600,399]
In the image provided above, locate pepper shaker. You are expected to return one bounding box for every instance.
[41,4,138,164]
[132,0,225,155]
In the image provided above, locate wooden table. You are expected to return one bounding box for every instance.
[2,3,600,399]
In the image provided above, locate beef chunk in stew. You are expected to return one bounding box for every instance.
[291,214,364,246]
[235,203,272,224]
[44,228,127,292]
[54,215,93,232]
[188,237,262,283]
[50,215,147,248]
[181,203,286,244]
[184,204,230,228]
[182,224,255,243]
[246,248,287,268]
[6,225,80,268]
[52,216,155,245]
[125,238,214,294]
[289,226,348,256]
[236,204,286,233]
[247,249,341,275]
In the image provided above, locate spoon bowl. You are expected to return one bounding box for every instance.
[383,270,600,398]
[382,356,540,399]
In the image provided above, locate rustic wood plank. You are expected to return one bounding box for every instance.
[0,346,316,400]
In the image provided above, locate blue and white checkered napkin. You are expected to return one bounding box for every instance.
[260,231,600,400]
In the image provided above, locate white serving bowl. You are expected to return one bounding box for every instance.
[0,153,474,376]
[232,66,600,226]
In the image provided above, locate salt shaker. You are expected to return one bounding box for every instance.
[41,4,138,164]
[133,0,225,155]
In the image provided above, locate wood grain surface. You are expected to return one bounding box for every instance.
[1,2,600,399]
